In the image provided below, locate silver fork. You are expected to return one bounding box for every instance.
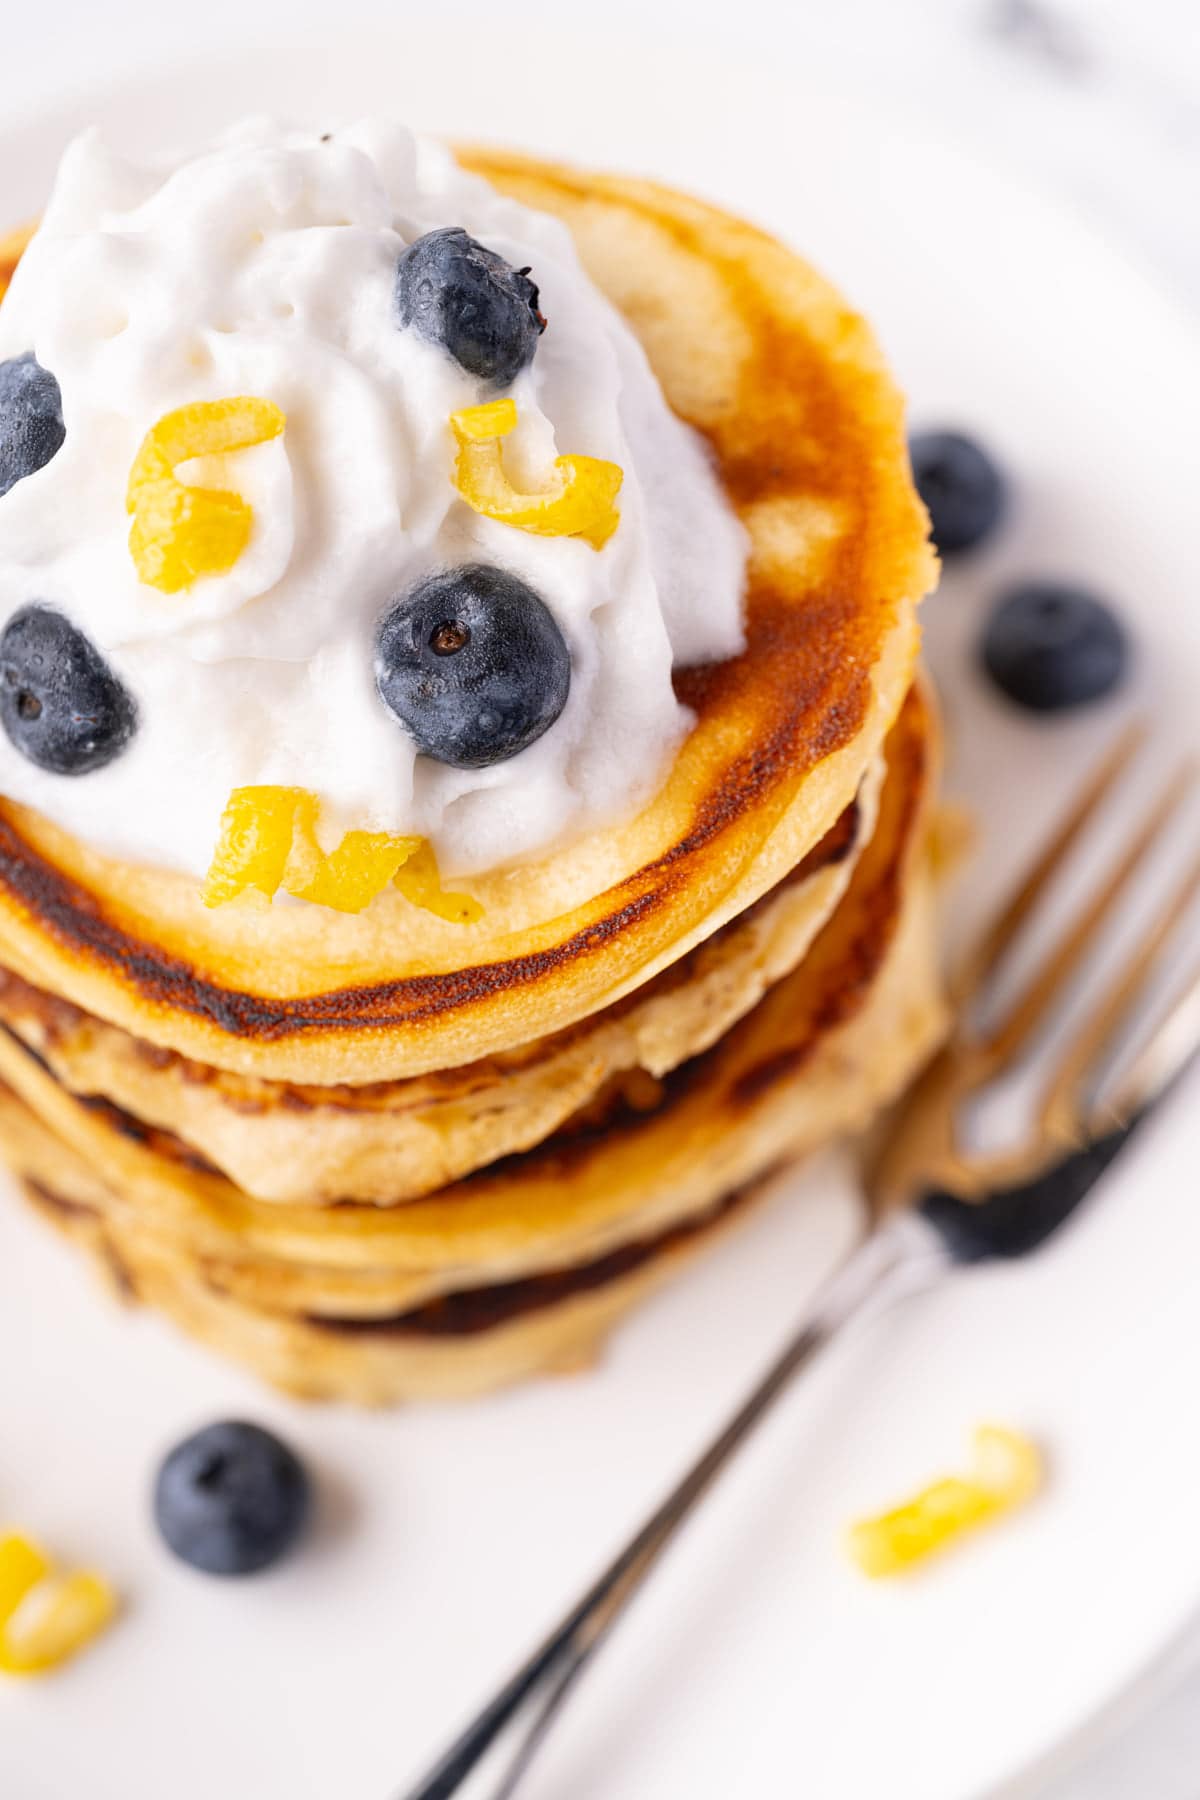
[399,726,1200,1800]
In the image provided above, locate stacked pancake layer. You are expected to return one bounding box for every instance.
[0,159,941,1402]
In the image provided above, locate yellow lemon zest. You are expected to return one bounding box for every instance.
[201,786,312,907]
[0,1534,116,1676]
[284,821,422,915]
[450,399,622,548]
[202,787,480,920]
[846,1426,1042,1577]
[126,396,285,594]
[453,397,519,443]
[393,840,483,925]
[0,224,36,305]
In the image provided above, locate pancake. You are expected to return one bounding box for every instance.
[5,821,941,1402]
[0,764,878,1205]
[0,687,944,1324]
[19,1164,780,1404]
[0,156,933,1086]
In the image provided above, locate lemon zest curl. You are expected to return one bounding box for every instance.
[126,396,285,594]
[450,398,621,548]
[202,786,479,921]
[0,1533,117,1676]
[846,1425,1042,1577]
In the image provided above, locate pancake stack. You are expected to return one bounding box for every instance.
[0,156,943,1403]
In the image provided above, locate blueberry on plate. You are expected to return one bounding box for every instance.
[909,429,1006,556]
[395,227,546,387]
[0,604,137,774]
[981,581,1129,713]
[154,1421,311,1577]
[376,564,571,769]
[0,354,66,499]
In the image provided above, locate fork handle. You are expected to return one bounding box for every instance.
[399,1216,938,1800]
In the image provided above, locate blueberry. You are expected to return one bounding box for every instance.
[375,565,571,769]
[909,429,1006,555]
[981,581,1129,712]
[396,227,545,387]
[0,354,65,499]
[0,605,137,774]
[153,1421,311,1577]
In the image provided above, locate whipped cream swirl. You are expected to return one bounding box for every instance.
[0,119,746,878]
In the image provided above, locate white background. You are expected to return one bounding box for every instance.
[2,3,1199,1796]
[5,0,1199,309]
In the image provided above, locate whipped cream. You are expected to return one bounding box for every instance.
[0,119,746,879]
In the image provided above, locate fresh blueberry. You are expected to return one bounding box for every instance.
[0,605,137,775]
[375,564,571,769]
[0,354,66,499]
[981,581,1129,712]
[395,227,546,387]
[153,1421,311,1577]
[909,429,1006,555]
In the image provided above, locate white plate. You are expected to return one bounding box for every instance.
[0,34,1197,1800]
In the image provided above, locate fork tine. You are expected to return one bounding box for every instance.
[982,760,1195,1068]
[955,722,1146,1005]
[1038,842,1200,1143]
[1102,959,1200,1126]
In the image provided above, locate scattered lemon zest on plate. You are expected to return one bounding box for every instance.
[126,395,285,593]
[846,1425,1042,1577]
[450,398,622,548]
[202,786,479,920]
[0,1533,117,1676]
